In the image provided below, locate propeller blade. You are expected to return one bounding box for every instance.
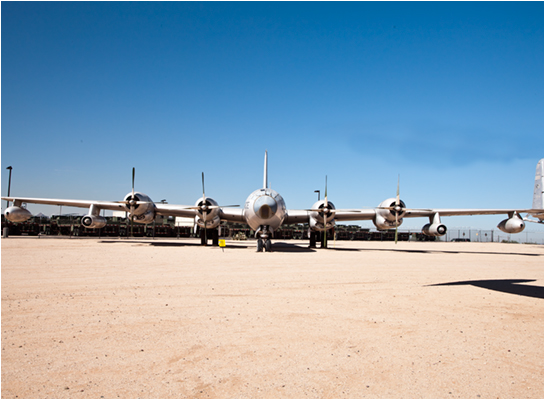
[324,175,328,203]
[181,204,240,210]
[323,175,328,249]
[202,172,206,203]
[395,175,400,244]
[204,210,207,246]
[376,206,432,212]
[305,208,363,213]
[396,174,400,206]
[128,167,136,215]
[395,212,399,244]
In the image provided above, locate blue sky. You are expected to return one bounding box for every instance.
[1,2,543,235]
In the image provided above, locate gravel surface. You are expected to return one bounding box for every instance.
[2,237,543,399]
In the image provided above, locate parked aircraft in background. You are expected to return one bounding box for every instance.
[3,154,543,251]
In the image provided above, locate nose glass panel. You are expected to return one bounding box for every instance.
[254,195,278,220]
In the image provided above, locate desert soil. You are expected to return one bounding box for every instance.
[1,237,543,399]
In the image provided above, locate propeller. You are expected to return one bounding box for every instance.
[181,173,239,214]
[180,172,239,245]
[202,172,207,245]
[130,168,135,237]
[323,175,328,248]
[395,175,400,244]
[114,167,145,237]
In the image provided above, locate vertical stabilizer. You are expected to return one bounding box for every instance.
[532,159,544,210]
[263,150,268,189]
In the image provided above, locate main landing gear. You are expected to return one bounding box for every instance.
[256,226,273,252]
[308,231,329,249]
[200,227,219,246]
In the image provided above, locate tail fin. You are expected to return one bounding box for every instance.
[532,158,543,210]
[263,150,268,189]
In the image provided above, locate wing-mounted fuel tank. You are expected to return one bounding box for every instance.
[4,204,32,223]
[497,212,525,234]
[373,197,406,230]
[81,204,107,229]
[194,196,221,229]
[421,212,447,236]
[422,223,447,236]
[81,215,107,229]
[123,192,156,223]
[309,199,336,232]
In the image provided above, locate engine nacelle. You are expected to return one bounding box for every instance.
[195,215,221,229]
[81,215,107,229]
[4,206,32,222]
[195,196,220,219]
[309,199,336,232]
[376,197,406,222]
[497,215,525,234]
[123,192,155,217]
[132,210,156,225]
[309,200,336,223]
[309,215,335,232]
[422,223,447,236]
[373,213,403,230]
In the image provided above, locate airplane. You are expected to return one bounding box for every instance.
[2,153,543,251]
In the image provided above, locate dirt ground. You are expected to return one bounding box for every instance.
[1,237,543,399]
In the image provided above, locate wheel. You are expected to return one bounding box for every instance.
[257,238,263,252]
[264,239,272,252]
[309,231,317,248]
[212,229,219,246]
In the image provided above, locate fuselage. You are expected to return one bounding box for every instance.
[243,188,287,231]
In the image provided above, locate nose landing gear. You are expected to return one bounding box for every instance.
[256,226,273,252]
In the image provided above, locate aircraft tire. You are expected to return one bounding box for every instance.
[212,229,219,246]
[264,239,272,252]
[309,231,317,248]
[257,238,264,252]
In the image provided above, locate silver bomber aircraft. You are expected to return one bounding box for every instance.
[2,153,544,251]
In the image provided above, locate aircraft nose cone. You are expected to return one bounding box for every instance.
[254,195,277,220]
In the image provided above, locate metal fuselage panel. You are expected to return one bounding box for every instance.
[243,188,286,231]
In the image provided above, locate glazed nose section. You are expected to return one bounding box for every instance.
[254,195,278,220]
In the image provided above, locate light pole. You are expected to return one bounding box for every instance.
[314,190,320,201]
[5,166,12,208]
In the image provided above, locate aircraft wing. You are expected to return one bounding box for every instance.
[284,209,310,224]
[401,208,543,218]
[332,209,377,222]
[284,209,377,225]
[218,208,245,223]
[154,203,198,218]
[155,205,245,222]
[285,207,544,225]
[1,196,126,211]
[1,195,242,221]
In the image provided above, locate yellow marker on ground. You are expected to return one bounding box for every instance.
[219,239,226,249]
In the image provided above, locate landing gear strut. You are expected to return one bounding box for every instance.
[256,226,273,252]
[321,231,328,248]
[309,231,317,248]
[308,230,329,248]
[200,228,219,246]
